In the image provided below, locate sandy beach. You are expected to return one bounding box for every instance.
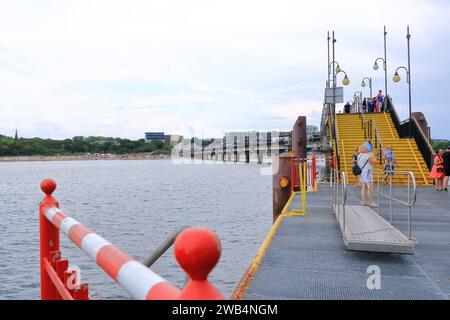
[0,153,171,162]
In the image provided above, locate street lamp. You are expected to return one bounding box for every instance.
[373,26,389,101]
[336,70,350,86]
[329,60,342,85]
[393,26,412,138]
[361,77,373,98]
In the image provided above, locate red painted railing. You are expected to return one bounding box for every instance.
[39,179,224,300]
[290,155,318,193]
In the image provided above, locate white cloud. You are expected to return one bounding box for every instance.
[0,0,449,139]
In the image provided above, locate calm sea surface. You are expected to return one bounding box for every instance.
[0,160,272,299]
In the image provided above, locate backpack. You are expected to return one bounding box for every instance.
[352,155,369,176]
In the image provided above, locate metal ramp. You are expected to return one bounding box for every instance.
[335,205,416,254]
[331,170,418,255]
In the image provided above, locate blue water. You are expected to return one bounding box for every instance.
[0,160,272,299]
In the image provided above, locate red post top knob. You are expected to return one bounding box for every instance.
[40,179,57,196]
[174,228,221,281]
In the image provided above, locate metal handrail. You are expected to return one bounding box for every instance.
[375,170,417,240]
[410,116,436,157]
[371,120,384,165]
[334,113,341,171]
[341,171,347,235]
[330,168,347,236]
[360,106,367,130]
[143,226,191,268]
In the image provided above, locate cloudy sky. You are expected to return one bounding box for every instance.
[0,0,449,140]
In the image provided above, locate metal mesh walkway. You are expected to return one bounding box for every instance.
[242,186,449,300]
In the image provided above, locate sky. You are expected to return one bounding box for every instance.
[0,0,449,140]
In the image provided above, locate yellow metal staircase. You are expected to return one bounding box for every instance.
[333,112,430,186]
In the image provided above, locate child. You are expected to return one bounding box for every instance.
[382,146,396,184]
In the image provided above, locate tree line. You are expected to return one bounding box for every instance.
[432,139,450,152]
[0,135,172,156]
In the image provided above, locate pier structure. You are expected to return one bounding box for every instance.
[172,131,291,164]
[232,26,448,298]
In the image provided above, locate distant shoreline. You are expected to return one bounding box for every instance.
[0,153,171,162]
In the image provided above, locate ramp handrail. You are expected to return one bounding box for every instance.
[330,168,347,235]
[371,120,384,166]
[375,170,417,240]
[39,179,224,300]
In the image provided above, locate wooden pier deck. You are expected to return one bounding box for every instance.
[235,185,450,300]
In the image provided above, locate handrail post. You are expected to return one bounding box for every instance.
[312,154,317,191]
[39,179,60,300]
[176,228,224,300]
[377,171,380,214]
[342,171,347,235]
[389,174,393,224]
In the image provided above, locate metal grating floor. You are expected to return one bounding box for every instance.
[243,186,450,300]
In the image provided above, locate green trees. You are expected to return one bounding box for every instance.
[432,140,450,152]
[0,135,172,156]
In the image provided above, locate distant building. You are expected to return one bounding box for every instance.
[164,135,184,146]
[307,125,320,143]
[145,132,183,146]
[145,132,165,143]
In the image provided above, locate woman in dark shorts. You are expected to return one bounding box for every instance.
[443,146,450,191]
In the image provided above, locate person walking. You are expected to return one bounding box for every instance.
[443,146,450,191]
[382,146,396,184]
[356,145,378,207]
[368,98,375,113]
[378,90,385,112]
[430,149,445,191]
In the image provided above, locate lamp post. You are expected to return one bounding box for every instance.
[327,31,331,88]
[393,26,412,138]
[361,77,373,99]
[373,26,388,101]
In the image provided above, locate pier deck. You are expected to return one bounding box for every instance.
[241,185,450,300]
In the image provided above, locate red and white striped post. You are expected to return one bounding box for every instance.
[39,179,224,300]
[311,154,317,191]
